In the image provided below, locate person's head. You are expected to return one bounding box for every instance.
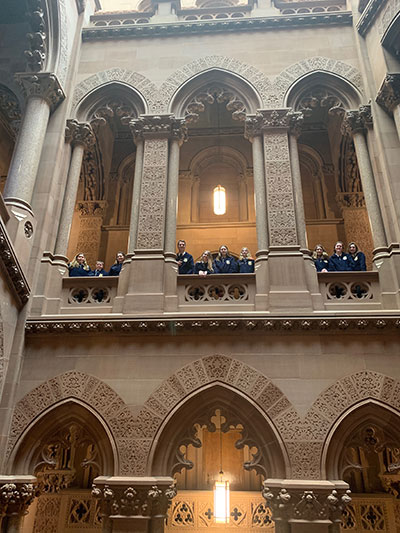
[334,241,344,255]
[240,247,251,260]
[116,251,125,264]
[76,253,85,264]
[96,260,104,270]
[313,244,326,258]
[219,245,229,258]
[201,250,213,270]
[70,253,89,270]
[177,240,186,253]
[348,242,358,255]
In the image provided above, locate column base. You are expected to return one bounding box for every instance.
[3,199,36,276]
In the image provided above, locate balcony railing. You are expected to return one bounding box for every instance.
[318,271,381,310]
[61,277,118,314]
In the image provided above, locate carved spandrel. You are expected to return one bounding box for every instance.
[65,119,96,148]
[376,73,400,115]
[15,73,65,112]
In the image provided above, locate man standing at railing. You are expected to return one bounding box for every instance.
[176,240,194,274]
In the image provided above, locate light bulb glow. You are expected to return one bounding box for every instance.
[213,185,226,215]
[214,480,230,523]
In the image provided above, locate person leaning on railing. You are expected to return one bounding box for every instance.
[194,250,214,276]
[89,260,108,277]
[328,241,353,271]
[108,251,125,276]
[312,244,329,273]
[348,242,366,271]
[68,252,91,277]
[237,247,255,273]
[213,245,237,273]
[176,239,194,274]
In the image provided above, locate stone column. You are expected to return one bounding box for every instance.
[376,73,400,142]
[3,73,64,267]
[127,137,144,254]
[0,477,37,532]
[263,479,351,533]
[92,476,176,533]
[54,120,96,257]
[342,106,387,250]
[123,115,184,312]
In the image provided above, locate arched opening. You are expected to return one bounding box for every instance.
[9,400,115,532]
[287,74,374,266]
[325,401,400,532]
[67,84,145,270]
[172,71,260,262]
[151,384,286,531]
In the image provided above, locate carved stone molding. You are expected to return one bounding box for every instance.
[184,85,246,123]
[341,105,373,136]
[245,109,302,138]
[15,73,65,112]
[0,477,38,518]
[24,0,47,72]
[376,73,400,115]
[0,218,30,306]
[130,115,187,142]
[92,477,176,521]
[65,120,96,148]
[263,480,351,524]
[0,86,22,138]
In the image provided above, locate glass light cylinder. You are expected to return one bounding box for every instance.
[214,480,230,523]
[213,185,226,215]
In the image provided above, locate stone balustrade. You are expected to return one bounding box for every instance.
[318,271,381,309]
[61,276,119,314]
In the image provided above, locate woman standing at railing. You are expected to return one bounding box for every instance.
[213,245,237,273]
[194,250,214,276]
[108,251,125,276]
[68,253,91,277]
[348,242,367,271]
[328,242,353,271]
[312,244,329,273]
[237,247,255,273]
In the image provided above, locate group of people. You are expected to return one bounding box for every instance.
[177,240,255,276]
[313,242,367,272]
[68,252,126,277]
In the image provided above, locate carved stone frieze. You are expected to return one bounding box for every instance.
[262,482,351,523]
[0,219,30,306]
[15,73,65,112]
[184,85,246,123]
[376,73,400,115]
[0,480,38,518]
[341,105,373,136]
[24,0,47,72]
[65,120,96,148]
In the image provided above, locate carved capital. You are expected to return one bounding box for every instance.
[76,201,107,217]
[288,111,304,138]
[65,119,96,148]
[336,192,366,209]
[92,477,176,519]
[130,115,188,143]
[376,73,400,115]
[263,480,351,524]
[0,479,38,518]
[15,73,65,112]
[245,109,293,139]
[341,105,373,136]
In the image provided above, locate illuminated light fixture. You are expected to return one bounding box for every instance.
[213,418,230,523]
[213,185,226,215]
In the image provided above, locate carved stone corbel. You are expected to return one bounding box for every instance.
[341,105,373,136]
[376,73,400,115]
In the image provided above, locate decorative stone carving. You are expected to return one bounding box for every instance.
[15,73,65,112]
[184,85,246,123]
[130,115,187,142]
[0,480,37,519]
[341,105,373,135]
[65,119,96,148]
[376,73,400,115]
[90,100,137,129]
[297,86,346,117]
[24,0,47,72]
[0,86,22,138]
[0,220,30,305]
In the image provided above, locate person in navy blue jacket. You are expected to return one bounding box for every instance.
[89,260,108,277]
[194,250,214,276]
[312,244,329,272]
[176,240,194,274]
[348,242,367,271]
[68,253,91,277]
[328,241,353,271]
[238,247,255,273]
[213,245,237,273]
[108,251,125,276]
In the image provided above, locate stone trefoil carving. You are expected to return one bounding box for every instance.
[15,73,65,112]
[65,120,96,148]
[184,85,247,123]
[24,0,48,72]
[376,73,400,115]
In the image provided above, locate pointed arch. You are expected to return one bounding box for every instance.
[268,56,364,108]
[157,56,270,113]
[72,68,159,114]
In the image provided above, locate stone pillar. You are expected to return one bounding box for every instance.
[244,118,269,310]
[54,120,96,258]
[73,201,107,268]
[191,176,200,223]
[128,138,144,254]
[0,477,37,532]
[123,115,184,312]
[164,122,187,312]
[263,479,351,533]
[376,73,400,142]
[342,106,387,251]
[3,73,64,268]
[92,476,176,533]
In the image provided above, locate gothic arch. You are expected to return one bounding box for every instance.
[157,56,270,113]
[190,145,249,176]
[5,371,128,473]
[268,56,364,108]
[72,68,158,114]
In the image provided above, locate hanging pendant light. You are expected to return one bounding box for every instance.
[213,421,230,523]
[213,185,226,215]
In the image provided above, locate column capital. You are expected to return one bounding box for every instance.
[341,105,373,135]
[263,479,351,524]
[92,476,176,520]
[376,73,400,115]
[129,114,188,144]
[15,72,65,112]
[0,477,38,518]
[245,109,299,139]
[65,119,96,148]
